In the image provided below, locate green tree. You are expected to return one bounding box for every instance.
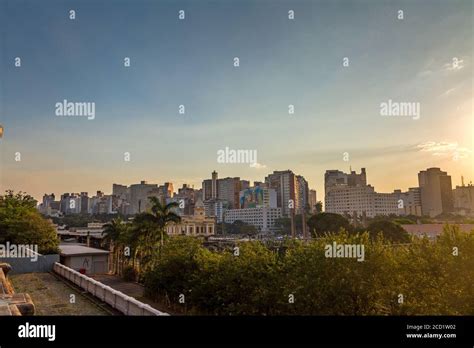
[102,217,128,274]
[0,190,59,254]
[307,212,351,237]
[367,220,410,243]
[315,201,323,213]
[134,197,181,245]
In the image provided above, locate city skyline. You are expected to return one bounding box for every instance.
[32,165,463,204]
[1,0,472,202]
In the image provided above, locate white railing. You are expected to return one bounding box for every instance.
[53,262,168,316]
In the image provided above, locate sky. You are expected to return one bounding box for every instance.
[0,0,473,202]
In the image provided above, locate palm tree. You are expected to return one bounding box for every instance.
[102,217,125,274]
[133,197,181,263]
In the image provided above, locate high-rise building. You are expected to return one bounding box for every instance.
[42,193,55,207]
[202,179,213,200]
[80,192,89,214]
[170,184,197,216]
[309,189,317,213]
[453,181,474,215]
[203,199,228,223]
[325,168,399,218]
[59,193,81,214]
[202,171,247,209]
[158,182,174,199]
[393,188,422,216]
[265,170,308,216]
[418,168,454,217]
[325,168,367,193]
[240,180,250,190]
[211,171,218,199]
[296,175,309,212]
[129,181,158,214]
[265,170,295,216]
[217,177,241,209]
[39,193,60,216]
[112,184,128,197]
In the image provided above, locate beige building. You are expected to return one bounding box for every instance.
[166,199,215,236]
[393,187,422,216]
[453,184,474,215]
[418,168,454,217]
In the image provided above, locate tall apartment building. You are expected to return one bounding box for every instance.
[158,182,174,199]
[309,189,317,213]
[217,177,242,209]
[202,179,213,200]
[393,188,422,216]
[112,184,128,197]
[203,199,228,223]
[39,193,60,216]
[88,191,113,214]
[202,170,219,200]
[80,192,89,214]
[325,168,399,218]
[129,181,158,214]
[453,182,474,215]
[211,170,218,199]
[168,184,196,216]
[202,171,248,209]
[296,175,309,212]
[59,193,81,214]
[42,193,55,208]
[325,168,367,193]
[418,168,454,217]
[265,170,309,216]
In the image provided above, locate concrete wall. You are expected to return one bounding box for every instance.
[64,254,108,275]
[53,262,168,316]
[0,254,59,274]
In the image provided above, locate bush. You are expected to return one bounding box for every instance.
[143,226,474,315]
[122,265,137,281]
[0,191,59,254]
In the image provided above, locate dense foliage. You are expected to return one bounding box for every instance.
[144,226,474,315]
[0,191,60,254]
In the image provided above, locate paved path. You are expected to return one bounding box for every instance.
[91,274,177,315]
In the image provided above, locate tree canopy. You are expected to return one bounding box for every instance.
[307,212,351,237]
[0,191,59,254]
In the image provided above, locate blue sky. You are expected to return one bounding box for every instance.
[0,0,472,200]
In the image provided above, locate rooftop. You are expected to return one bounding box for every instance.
[59,245,109,257]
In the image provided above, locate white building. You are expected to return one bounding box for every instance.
[224,207,282,233]
[325,168,402,218]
